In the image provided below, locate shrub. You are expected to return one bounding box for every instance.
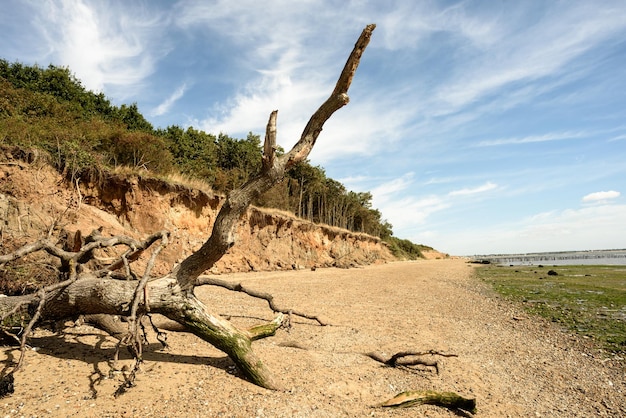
[101,131,173,174]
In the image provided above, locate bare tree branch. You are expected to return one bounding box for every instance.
[104,231,169,272]
[15,288,45,371]
[196,276,329,326]
[173,24,376,289]
[262,110,278,171]
[286,23,376,169]
[0,239,72,264]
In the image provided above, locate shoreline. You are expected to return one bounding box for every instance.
[471,249,626,266]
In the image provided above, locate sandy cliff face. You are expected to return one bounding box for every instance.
[0,148,394,275]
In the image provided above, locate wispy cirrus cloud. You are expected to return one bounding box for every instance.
[151,83,188,117]
[429,2,626,114]
[475,131,588,147]
[176,0,355,147]
[448,181,498,196]
[31,0,168,98]
[368,174,499,238]
[363,173,449,229]
[179,1,626,165]
[175,3,417,159]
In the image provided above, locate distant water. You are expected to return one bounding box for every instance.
[472,249,626,266]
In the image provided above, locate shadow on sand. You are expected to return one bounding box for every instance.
[14,331,237,398]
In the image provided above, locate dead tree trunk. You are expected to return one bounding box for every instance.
[0,24,376,392]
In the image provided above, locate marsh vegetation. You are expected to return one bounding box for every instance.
[476,264,626,354]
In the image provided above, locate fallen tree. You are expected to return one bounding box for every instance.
[1,23,376,393]
[1,25,476,413]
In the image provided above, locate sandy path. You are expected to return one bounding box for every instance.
[2,259,624,417]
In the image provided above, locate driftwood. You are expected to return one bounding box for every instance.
[278,342,457,375]
[365,349,458,374]
[379,390,477,414]
[0,24,377,393]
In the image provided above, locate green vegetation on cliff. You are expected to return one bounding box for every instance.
[386,237,434,260]
[0,59,427,248]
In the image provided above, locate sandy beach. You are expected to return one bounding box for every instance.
[2,259,624,417]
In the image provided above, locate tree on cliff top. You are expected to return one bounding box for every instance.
[0,58,394,239]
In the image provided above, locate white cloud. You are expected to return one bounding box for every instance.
[196,73,329,145]
[310,98,415,163]
[370,173,415,201]
[512,204,626,251]
[337,175,374,190]
[423,176,459,186]
[582,190,621,203]
[428,3,626,115]
[151,84,188,117]
[363,173,450,231]
[33,0,167,98]
[176,1,350,144]
[378,195,451,231]
[475,131,587,147]
[448,181,497,196]
[370,177,500,239]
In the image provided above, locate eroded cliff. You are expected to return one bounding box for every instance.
[1,147,395,279]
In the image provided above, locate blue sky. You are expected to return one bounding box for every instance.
[2,0,625,255]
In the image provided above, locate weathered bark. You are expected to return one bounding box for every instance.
[379,390,477,414]
[1,276,284,389]
[173,24,376,289]
[365,350,458,374]
[161,296,282,389]
[0,24,376,392]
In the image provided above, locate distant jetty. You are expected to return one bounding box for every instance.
[471,249,626,266]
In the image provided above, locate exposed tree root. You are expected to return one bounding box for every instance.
[0,230,170,383]
[277,343,471,413]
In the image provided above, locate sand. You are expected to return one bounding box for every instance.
[2,259,624,417]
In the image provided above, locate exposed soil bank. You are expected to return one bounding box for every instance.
[0,152,397,279]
